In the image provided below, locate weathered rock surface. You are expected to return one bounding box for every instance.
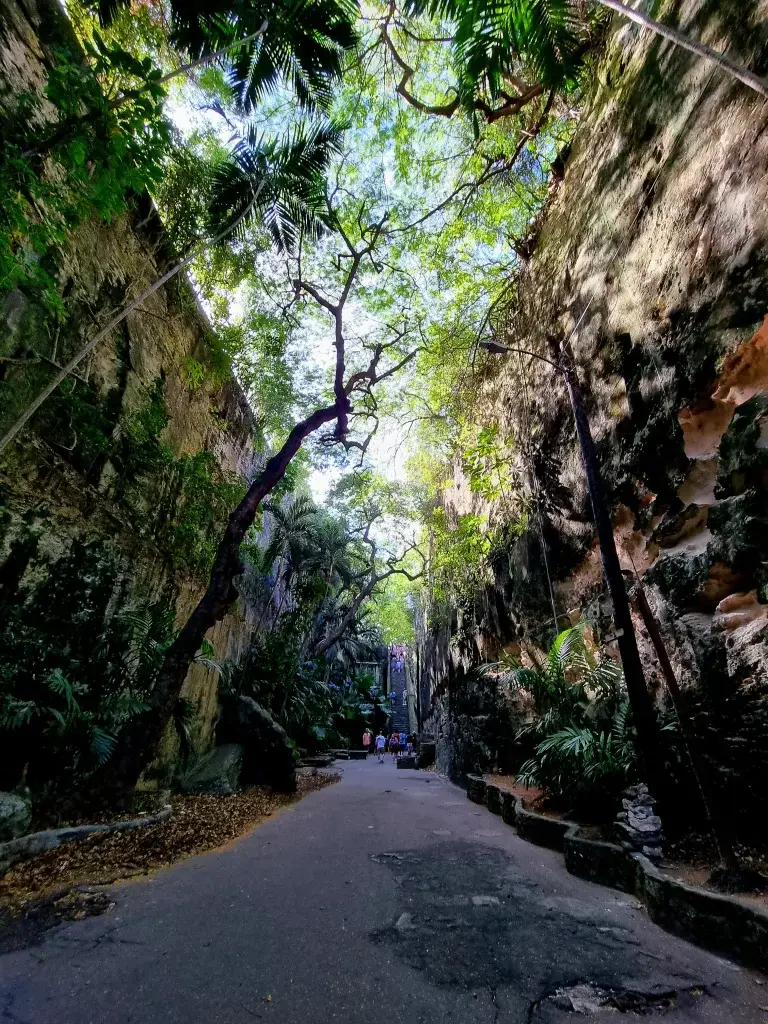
[222,697,297,793]
[0,792,31,842]
[180,744,244,796]
[416,0,768,838]
[0,0,265,791]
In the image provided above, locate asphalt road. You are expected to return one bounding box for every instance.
[1,759,765,1022]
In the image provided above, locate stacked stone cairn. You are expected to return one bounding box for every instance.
[615,784,663,861]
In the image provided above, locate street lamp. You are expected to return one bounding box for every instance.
[480,339,663,797]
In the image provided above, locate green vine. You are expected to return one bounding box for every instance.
[0,34,169,310]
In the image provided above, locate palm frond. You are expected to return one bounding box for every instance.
[90,727,117,765]
[95,0,358,113]
[208,117,346,250]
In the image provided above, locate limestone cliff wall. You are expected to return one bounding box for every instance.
[0,0,264,771]
[423,0,768,829]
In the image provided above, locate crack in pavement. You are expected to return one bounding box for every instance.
[370,840,712,1011]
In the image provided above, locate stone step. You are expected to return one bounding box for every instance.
[298,755,335,768]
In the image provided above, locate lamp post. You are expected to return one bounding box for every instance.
[481,339,663,796]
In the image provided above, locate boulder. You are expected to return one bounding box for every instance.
[0,791,31,842]
[418,740,436,769]
[224,697,297,793]
[396,755,418,769]
[181,744,243,796]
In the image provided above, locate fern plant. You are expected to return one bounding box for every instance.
[0,541,173,795]
[486,623,637,815]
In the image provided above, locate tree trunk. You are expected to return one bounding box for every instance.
[312,570,384,658]
[597,0,768,98]
[631,583,738,868]
[560,356,665,799]
[104,403,338,803]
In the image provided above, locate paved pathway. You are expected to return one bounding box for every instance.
[1,760,765,1022]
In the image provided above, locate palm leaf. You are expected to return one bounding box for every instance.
[90,727,117,765]
[207,117,344,249]
[93,0,357,113]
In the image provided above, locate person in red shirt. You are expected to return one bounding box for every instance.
[389,731,400,763]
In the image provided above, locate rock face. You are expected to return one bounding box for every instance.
[222,697,297,793]
[0,792,31,842]
[615,785,663,861]
[180,744,244,796]
[417,0,768,837]
[0,0,267,791]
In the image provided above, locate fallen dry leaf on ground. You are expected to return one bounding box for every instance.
[0,773,339,928]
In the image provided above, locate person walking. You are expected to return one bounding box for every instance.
[375,732,386,763]
[362,728,372,755]
[390,731,400,763]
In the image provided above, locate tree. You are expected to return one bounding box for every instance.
[0,119,345,455]
[104,196,424,799]
[259,495,320,627]
[408,0,767,104]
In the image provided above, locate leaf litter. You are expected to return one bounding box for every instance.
[0,773,339,951]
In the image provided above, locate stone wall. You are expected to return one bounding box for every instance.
[0,0,264,777]
[422,0,768,830]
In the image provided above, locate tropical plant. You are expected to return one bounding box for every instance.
[255,495,320,625]
[413,0,586,99]
[0,542,176,797]
[486,624,638,815]
[208,118,347,251]
[406,0,767,111]
[88,0,358,112]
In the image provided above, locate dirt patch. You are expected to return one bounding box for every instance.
[661,833,768,913]
[484,775,568,818]
[0,888,115,955]
[0,773,339,950]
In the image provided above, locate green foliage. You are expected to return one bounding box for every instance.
[208,118,347,252]
[184,358,206,391]
[226,613,384,753]
[0,541,173,797]
[458,422,518,502]
[88,0,358,113]
[429,508,493,602]
[369,574,416,645]
[405,0,587,103]
[0,37,170,309]
[487,625,638,816]
[165,451,246,575]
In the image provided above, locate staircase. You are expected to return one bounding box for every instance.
[388,662,410,735]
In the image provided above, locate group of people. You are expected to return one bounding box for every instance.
[362,728,415,763]
[390,644,407,672]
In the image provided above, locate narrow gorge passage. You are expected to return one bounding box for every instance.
[0,761,762,1024]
